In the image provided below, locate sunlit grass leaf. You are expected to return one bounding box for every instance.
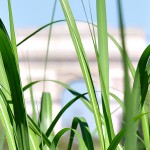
[17,20,65,46]
[39,92,53,133]
[0,19,11,100]
[39,93,88,148]
[110,92,125,111]
[50,128,70,150]
[107,127,125,150]
[60,0,104,148]
[28,115,51,148]
[0,20,30,149]
[108,103,150,150]
[80,0,98,57]
[108,33,135,78]
[0,90,16,150]
[29,129,40,150]
[134,111,150,122]
[132,45,150,113]
[17,19,135,83]
[45,93,88,137]
[96,0,115,147]
[80,1,115,145]
[23,80,92,112]
[67,117,94,150]
[26,58,37,124]
[140,108,150,149]
[43,0,57,91]
[29,85,37,123]
[131,45,150,149]
[0,127,5,150]
[0,52,11,100]
[117,0,136,149]
[39,92,54,150]
[50,128,87,150]
[7,0,18,64]
[137,46,150,107]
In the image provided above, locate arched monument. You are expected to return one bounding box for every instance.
[17,22,147,133]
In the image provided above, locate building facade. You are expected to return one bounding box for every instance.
[17,22,147,133]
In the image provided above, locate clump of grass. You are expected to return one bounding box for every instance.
[0,0,150,150]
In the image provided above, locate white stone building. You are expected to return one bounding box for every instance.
[16,22,147,133]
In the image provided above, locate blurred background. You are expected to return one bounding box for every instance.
[0,0,149,149]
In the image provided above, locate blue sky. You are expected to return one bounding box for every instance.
[1,0,150,42]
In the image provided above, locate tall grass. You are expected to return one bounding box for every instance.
[0,0,150,150]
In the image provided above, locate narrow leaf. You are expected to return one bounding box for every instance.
[0,20,30,150]
[67,117,94,150]
[60,0,104,149]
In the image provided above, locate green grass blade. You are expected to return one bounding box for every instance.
[107,127,125,150]
[29,85,37,123]
[132,45,150,110]
[117,1,136,149]
[96,0,109,91]
[72,129,88,150]
[0,128,5,150]
[0,21,30,150]
[17,19,135,82]
[24,80,125,138]
[0,127,5,150]
[108,34,135,78]
[80,0,98,54]
[26,56,37,123]
[108,108,150,150]
[39,92,54,150]
[45,93,88,137]
[0,90,16,150]
[7,0,18,64]
[63,19,135,79]
[50,128,70,150]
[67,117,94,150]
[96,0,115,145]
[28,116,51,148]
[50,128,87,150]
[17,20,65,46]
[43,0,57,91]
[134,112,150,122]
[108,106,150,150]
[39,92,53,133]
[23,79,93,112]
[73,20,135,79]
[140,108,150,150]
[110,92,125,111]
[131,45,150,149]
[116,3,150,150]
[137,47,150,107]
[29,129,40,150]
[87,0,98,51]
[60,0,104,149]
[0,53,11,100]
[39,93,88,148]
[0,19,11,100]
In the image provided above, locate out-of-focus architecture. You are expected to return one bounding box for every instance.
[17,22,147,133]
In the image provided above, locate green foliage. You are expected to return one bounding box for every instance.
[0,0,150,150]
[0,19,30,149]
